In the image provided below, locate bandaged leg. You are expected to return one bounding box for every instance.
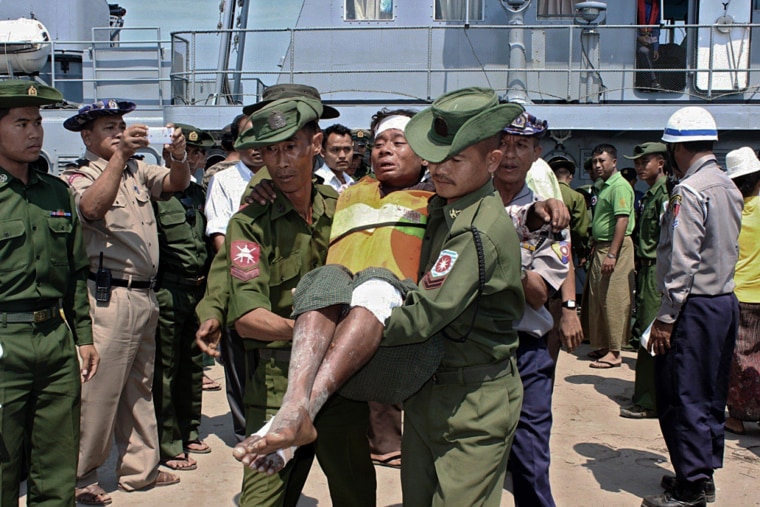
[233,417,298,475]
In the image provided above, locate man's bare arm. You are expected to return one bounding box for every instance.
[235,308,295,342]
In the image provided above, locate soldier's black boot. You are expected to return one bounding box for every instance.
[642,480,707,507]
[660,475,715,503]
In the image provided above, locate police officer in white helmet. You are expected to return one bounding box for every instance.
[641,107,743,507]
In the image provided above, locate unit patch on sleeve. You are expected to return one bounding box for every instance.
[230,240,261,281]
[421,249,458,290]
[551,241,571,264]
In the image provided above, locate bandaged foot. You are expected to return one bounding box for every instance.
[232,418,298,475]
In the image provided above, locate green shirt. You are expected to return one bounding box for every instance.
[591,171,635,242]
[0,166,92,345]
[559,181,590,258]
[635,176,668,260]
[225,184,337,349]
[154,182,210,278]
[384,181,524,368]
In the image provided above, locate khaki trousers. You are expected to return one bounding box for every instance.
[588,237,635,352]
[77,283,161,490]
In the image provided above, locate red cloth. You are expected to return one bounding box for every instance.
[638,0,659,26]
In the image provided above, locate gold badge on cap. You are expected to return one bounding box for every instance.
[107,99,118,109]
[268,111,287,131]
[189,131,199,142]
[434,116,449,137]
[27,85,38,96]
[356,130,365,139]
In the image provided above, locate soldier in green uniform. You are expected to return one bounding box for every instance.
[202,96,376,506]
[234,87,530,507]
[619,142,669,419]
[0,80,98,506]
[152,124,215,470]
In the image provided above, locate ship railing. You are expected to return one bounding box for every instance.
[169,22,760,106]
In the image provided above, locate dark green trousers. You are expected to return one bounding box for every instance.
[240,355,376,507]
[0,318,80,506]
[153,284,205,459]
[632,263,658,411]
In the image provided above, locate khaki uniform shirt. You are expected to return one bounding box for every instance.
[384,181,524,368]
[656,155,743,323]
[0,166,92,344]
[62,150,170,278]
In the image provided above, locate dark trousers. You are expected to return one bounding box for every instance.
[654,294,739,484]
[509,333,556,507]
[220,328,256,441]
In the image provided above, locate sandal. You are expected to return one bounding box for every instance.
[184,439,211,454]
[202,374,222,391]
[371,452,401,469]
[75,484,112,506]
[160,452,197,471]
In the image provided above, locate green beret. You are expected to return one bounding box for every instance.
[0,80,62,109]
[623,142,667,160]
[405,87,523,164]
[235,97,321,150]
[175,123,215,148]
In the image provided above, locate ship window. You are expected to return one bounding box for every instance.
[537,0,576,17]
[345,0,394,20]
[434,0,484,21]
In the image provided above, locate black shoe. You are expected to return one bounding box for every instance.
[642,491,706,507]
[660,475,715,503]
[620,404,657,419]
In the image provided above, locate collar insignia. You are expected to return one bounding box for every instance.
[449,208,461,219]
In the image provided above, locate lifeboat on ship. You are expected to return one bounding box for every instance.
[0,18,51,75]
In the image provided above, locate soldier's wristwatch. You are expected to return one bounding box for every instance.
[561,300,577,309]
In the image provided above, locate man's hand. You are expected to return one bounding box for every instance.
[647,319,673,356]
[558,308,583,352]
[528,198,570,233]
[244,179,277,206]
[117,125,150,160]
[78,344,100,383]
[197,318,223,357]
[167,124,187,161]
[601,256,616,276]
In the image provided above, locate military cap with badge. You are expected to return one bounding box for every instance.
[174,123,215,148]
[547,155,577,176]
[235,97,323,150]
[623,142,667,160]
[242,83,339,119]
[63,99,136,132]
[0,79,63,108]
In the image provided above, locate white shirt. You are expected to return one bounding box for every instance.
[315,164,355,193]
[205,161,254,236]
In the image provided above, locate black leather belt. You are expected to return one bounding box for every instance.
[257,348,292,362]
[161,272,207,288]
[432,357,515,385]
[88,272,157,290]
[1,304,62,324]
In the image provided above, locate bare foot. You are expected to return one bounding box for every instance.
[252,405,317,455]
[232,416,303,472]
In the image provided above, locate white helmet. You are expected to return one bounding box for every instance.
[662,106,718,143]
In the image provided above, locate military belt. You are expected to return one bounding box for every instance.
[257,348,292,362]
[639,258,656,267]
[432,356,515,385]
[1,304,62,324]
[161,272,207,288]
[88,272,156,290]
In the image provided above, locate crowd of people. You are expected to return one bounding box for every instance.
[1,77,757,507]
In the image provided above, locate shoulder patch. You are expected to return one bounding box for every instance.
[230,240,261,281]
[66,173,85,185]
[421,250,458,290]
[551,241,571,264]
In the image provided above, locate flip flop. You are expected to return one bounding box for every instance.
[371,452,401,469]
[184,439,211,454]
[75,484,112,506]
[589,359,621,369]
[160,453,198,471]
[202,374,222,391]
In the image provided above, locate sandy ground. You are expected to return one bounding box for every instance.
[21,344,760,506]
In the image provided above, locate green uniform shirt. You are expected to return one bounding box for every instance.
[635,176,668,260]
[384,181,524,368]
[591,171,635,242]
[154,182,210,277]
[559,181,590,258]
[225,184,337,349]
[0,166,92,344]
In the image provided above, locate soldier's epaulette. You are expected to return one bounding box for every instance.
[238,197,271,222]
[68,158,89,168]
[314,182,339,200]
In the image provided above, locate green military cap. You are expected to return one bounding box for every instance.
[351,128,370,145]
[242,83,340,119]
[405,87,524,164]
[547,155,576,176]
[0,79,63,109]
[175,123,215,148]
[623,141,667,160]
[235,97,322,150]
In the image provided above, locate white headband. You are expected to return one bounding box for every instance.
[375,115,411,137]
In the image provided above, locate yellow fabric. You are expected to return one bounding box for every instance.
[326,177,432,282]
[735,195,760,303]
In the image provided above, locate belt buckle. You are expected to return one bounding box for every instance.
[195,275,206,286]
[33,309,48,323]
[149,278,157,290]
